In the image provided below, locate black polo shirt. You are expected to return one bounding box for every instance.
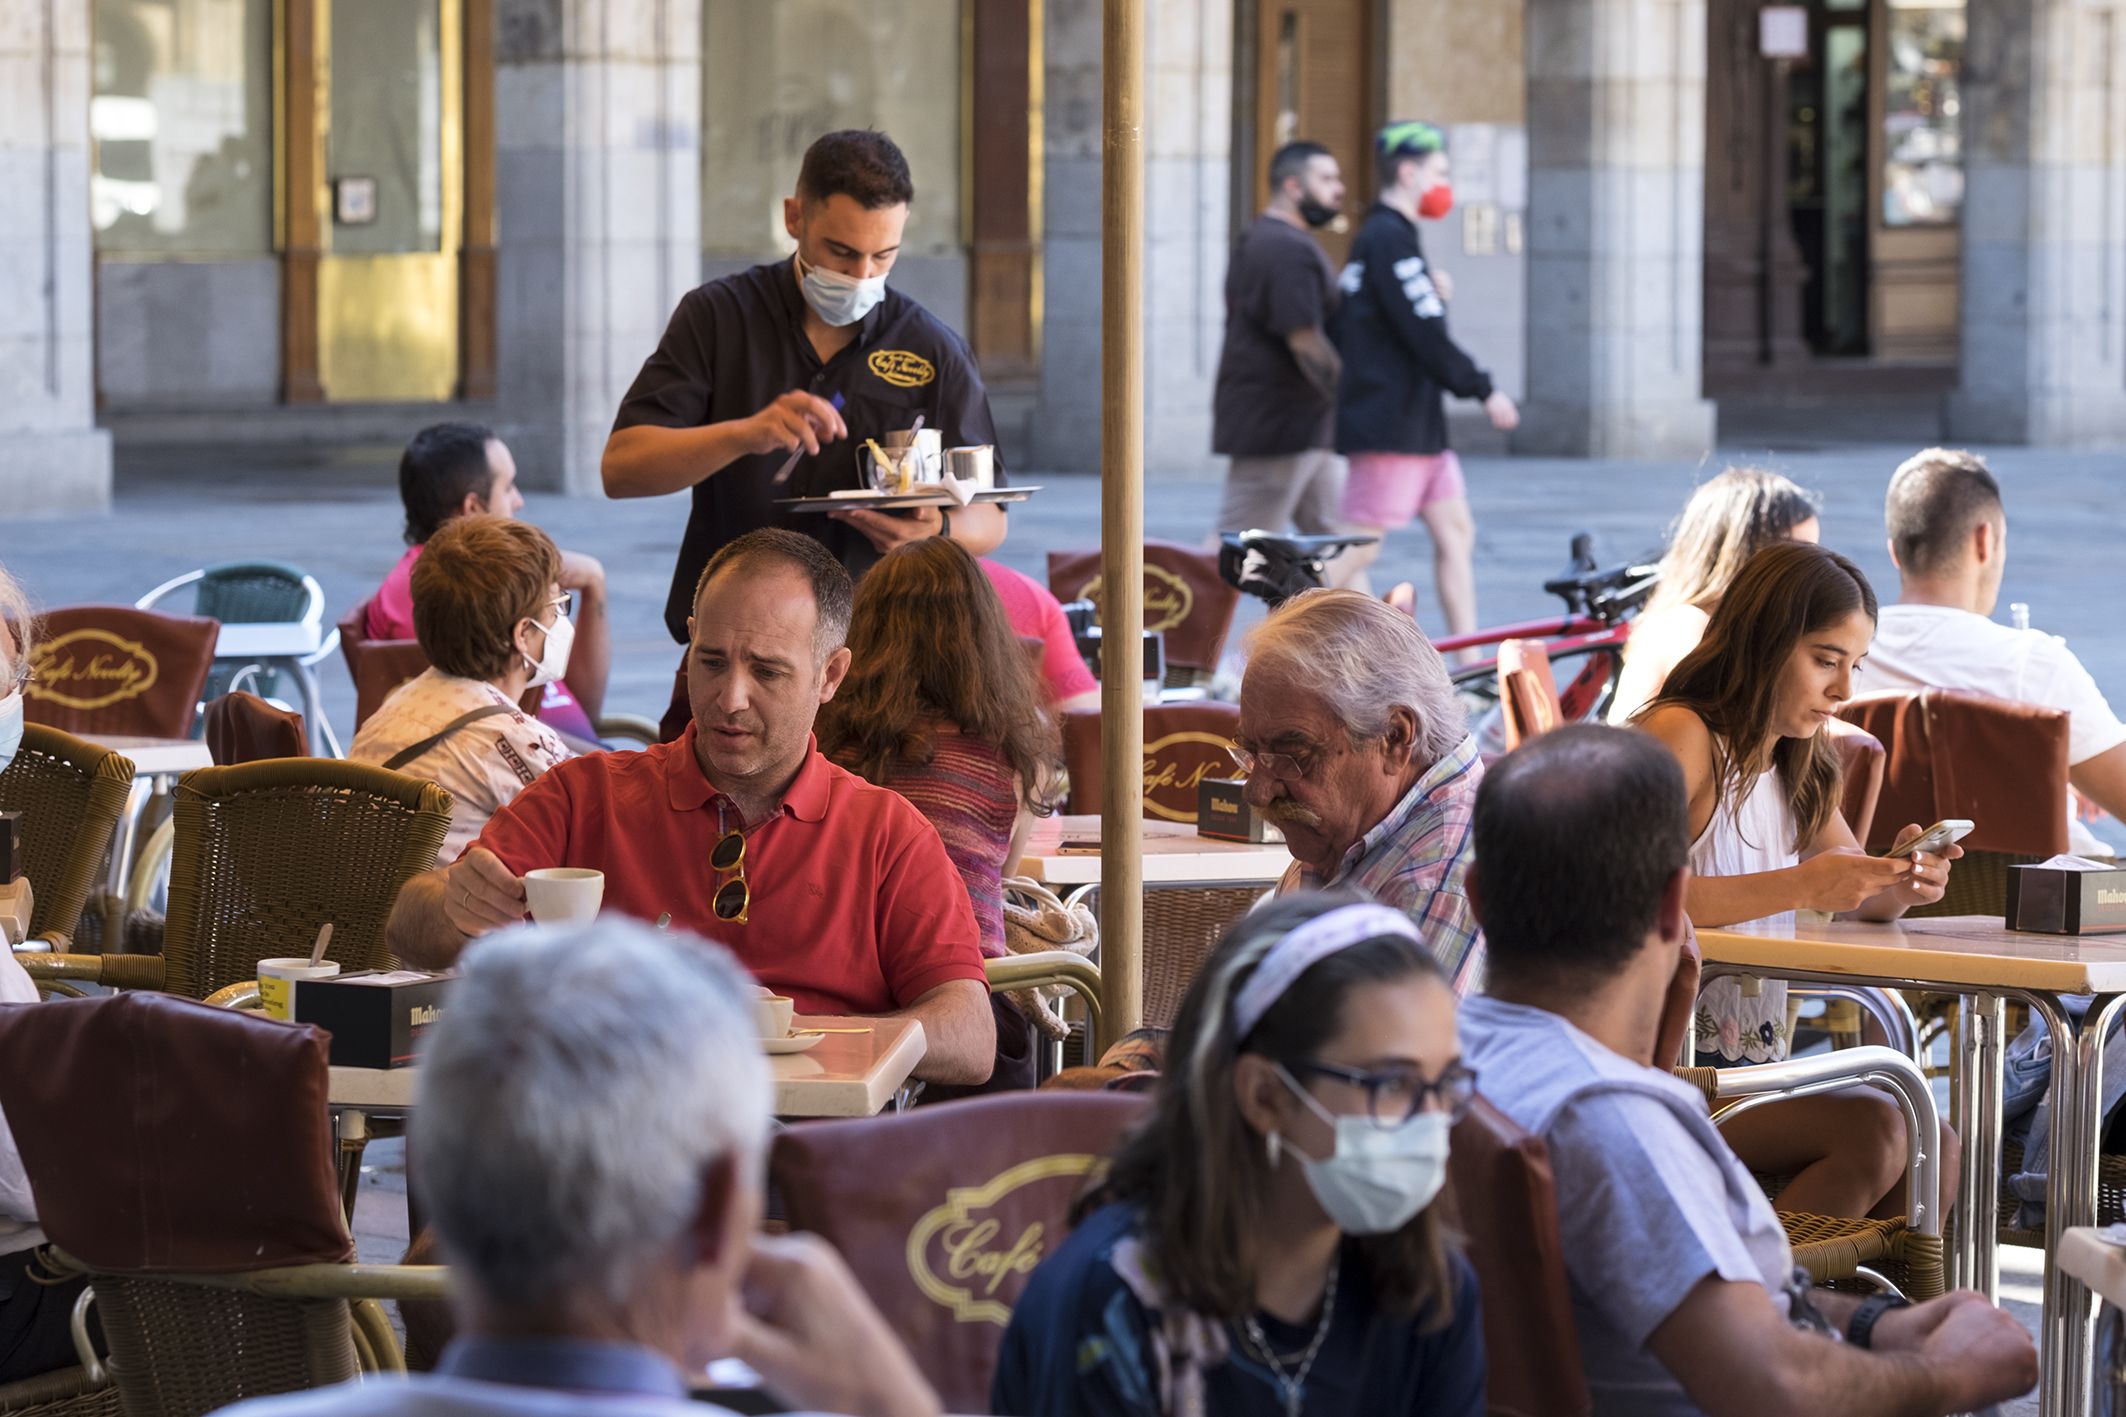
[612,259,1006,643]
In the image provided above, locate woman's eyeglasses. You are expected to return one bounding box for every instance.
[710,829,749,923]
[1285,1059,1479,1129]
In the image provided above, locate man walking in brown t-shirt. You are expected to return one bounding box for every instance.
[1210,140,1356,574]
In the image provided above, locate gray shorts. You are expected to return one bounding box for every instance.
[1215,449,1348,536]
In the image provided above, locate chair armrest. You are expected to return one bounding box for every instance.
[594,713,662,747]
[987,950,1105,1059]
[1701,1045,1941,1235]
[17,954,167,990]
[204,981,263,1010]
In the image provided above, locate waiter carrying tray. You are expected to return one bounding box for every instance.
[602,129,1008,734]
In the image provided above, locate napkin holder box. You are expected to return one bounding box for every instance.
[2008,863,2126,935]
[1197,779,1283,844]
[294,970,454,1068]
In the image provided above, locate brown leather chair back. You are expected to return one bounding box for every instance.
[0,993,352,1273]
[21,605,220,740]
[1828,719,1887,846]
[1448,1095,1591,1417]
[337,608,431,731]
[1837,690,2070,856]
[203,692,308,766]
[1061,701,1241,823]
[771,1092,1147,1413]
[1498,639,1563,751]
[1046,541,1241,673]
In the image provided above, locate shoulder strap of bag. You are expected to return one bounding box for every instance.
[383,704,515,772]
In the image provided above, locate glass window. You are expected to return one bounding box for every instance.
[328,0,444,254]
[700,0,962,259]
[92,0,275,255]
[1882,0,1964,228]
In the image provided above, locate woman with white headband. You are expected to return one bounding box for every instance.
[993,893,1484,1417]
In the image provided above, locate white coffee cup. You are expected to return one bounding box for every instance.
[523,867,605,925]
[753,986,794,1039]
[258,958,340,1021]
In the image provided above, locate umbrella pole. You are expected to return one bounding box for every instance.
[1098,0,1145,1040]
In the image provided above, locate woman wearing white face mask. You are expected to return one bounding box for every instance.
[350,517,575,865]
[995,894,1484,1417]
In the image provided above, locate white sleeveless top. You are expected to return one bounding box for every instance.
[1690,767,1799,1063]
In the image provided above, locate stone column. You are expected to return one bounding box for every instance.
[1947,0,2126,445]
[1517,0,1717,458]
[1035,0,1230,476]
[493,0,701,494]
[0,0,112,517]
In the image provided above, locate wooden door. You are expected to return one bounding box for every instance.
[1251,0,1376,266]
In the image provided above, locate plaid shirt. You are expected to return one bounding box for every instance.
[1275,734,1486,995]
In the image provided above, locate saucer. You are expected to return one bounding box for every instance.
[760,1031,827,1055]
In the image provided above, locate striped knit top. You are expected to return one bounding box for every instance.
[836,724,1019,957]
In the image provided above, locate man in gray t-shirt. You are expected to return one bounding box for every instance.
[1460,725,2036,1417]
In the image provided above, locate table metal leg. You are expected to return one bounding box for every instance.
[1956,992,2006,1300]
[336,1107,370,1225]
[2045,994,2126,1417]
[291,660,341,758]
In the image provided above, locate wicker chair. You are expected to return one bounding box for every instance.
[1046,541,1241,689]
[1678,1046,1946,1300]
[20,759,451,999]
[1064,881,1265,1031]
[771,1092,1147,1413]
[202,693,307,767]
[1059,702,1242,825]
[1837,689,2070,919]
[0,992,444,1416]
[20,607,220,742]
[0,726,136,951]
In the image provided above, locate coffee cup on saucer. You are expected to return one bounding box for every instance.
[753,986,795,1040]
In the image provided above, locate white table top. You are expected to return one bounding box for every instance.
[327,1015,928,1119]
[1018,814,1291,887]
[2060,1227,2126,1309]
[215,622,326,658]
[1698,914,2126,995]
[92,734,213,778]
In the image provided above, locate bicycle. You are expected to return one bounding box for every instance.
[1217,529,1661,749]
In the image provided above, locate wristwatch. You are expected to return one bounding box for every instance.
[1845,1293,1911,1348]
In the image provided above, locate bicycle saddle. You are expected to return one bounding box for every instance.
[1222,530,1380,561]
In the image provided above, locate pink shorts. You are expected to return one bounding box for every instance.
[1341,450,1468,529]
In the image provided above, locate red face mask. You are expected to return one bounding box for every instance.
[1418,183,1455,220]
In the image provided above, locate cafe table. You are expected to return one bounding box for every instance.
[326,1014,929,1121]
[1017,813,1291,888]
[1697,915,2126,1417]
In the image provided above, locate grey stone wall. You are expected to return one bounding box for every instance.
[1516,0,1716,459]
[95,260,281,407]
[493,0,702,495]
[1035,0,1229,479]
[1948,0,2126,446]
[0,0,112,516]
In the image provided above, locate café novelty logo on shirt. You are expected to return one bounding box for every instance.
[868,349,936,389]
[28,629,159,711]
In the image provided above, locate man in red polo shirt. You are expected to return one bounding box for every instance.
[387,529,996,1085]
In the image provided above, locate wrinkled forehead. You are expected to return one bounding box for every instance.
[691,564,822,655]
[1238,662,1343,745]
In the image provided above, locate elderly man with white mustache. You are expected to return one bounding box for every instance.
[1232,589,1487,995]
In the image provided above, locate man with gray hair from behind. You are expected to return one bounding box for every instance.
[1234,588,1486,993]
[213,919,941,1417]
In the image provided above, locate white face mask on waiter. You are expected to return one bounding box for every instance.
[795,251,887,327]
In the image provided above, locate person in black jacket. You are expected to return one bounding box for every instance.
[1331,121,1518,656]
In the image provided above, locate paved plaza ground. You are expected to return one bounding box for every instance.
[8,435,2122,1406]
